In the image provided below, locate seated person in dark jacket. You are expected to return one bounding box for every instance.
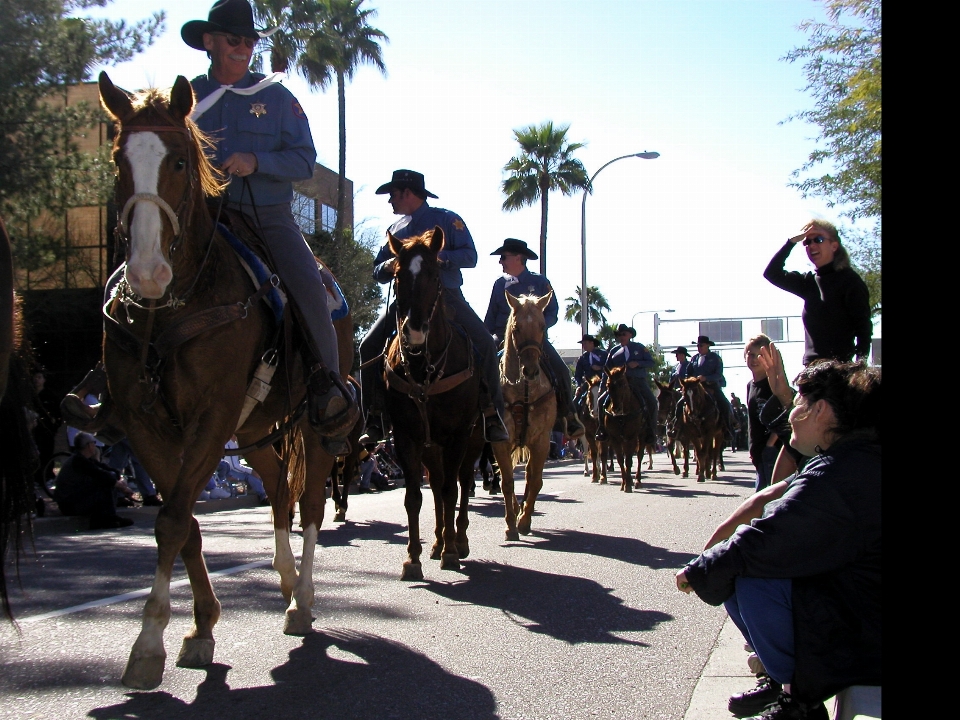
[675,360,880,720]
[53,432,135,530]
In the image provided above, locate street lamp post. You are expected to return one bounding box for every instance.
[630,309,675,350]
[580,151,660,339]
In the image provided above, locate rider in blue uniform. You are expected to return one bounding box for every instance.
[681,335,735,442]
[484,239,584,439]
[667,346,691,391]
[358,170,509,445]
[596,324,658,447]
[181,0,355,451]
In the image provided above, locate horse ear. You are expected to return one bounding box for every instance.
[535,290,553,312]
[169,76,195,122]
[98,71,133,122]
[428,225,445,254]
[506,291,520,312]
[387,231,402,258]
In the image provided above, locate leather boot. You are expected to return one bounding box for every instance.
[307,364,359,441]
[483,407,510,443]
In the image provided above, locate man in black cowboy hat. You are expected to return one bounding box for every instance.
[681,335,735,443]
[180,0,356,454]
[484,238,584,439]
[572,333,607,413]
[358,169,509,445]
[668,346,691,391]
[596,324,658,447]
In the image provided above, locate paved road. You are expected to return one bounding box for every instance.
[2,449,758,720]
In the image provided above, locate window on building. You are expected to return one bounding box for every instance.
[699,320,742,344]
[760,318,784,341]
[320,204,337,233]
[291,191,317,235]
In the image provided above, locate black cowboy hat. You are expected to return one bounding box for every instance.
[489,238,538,260]
[375,169,438,199]
[580,334,598,344]
[694,335,716,346]
[615,324,636,338]
[181,0,275,51]
[673,346,690,356]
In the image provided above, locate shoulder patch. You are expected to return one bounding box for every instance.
[452,218,465,231]
[292,101,307,118]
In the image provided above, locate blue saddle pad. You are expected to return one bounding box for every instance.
[219,223,285,325]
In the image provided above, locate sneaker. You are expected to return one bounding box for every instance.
[743,692,828,720]
[728,675,782,717]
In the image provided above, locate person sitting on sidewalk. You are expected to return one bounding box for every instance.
[53,432,135,530]
[219,435,269,504]
[675,360,881,720]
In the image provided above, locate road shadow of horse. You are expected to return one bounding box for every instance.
[415,560,671,646]
[87,629,498,720]
[510,528,696,572]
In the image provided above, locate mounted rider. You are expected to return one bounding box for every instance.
[595,324,658,448]
[483,238,585,440]
[572,334,607,408]
[674,335,735,443]
[61,0,358,455]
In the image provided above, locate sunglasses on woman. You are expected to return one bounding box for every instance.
[802,235,828,246]
[213,32,257,48]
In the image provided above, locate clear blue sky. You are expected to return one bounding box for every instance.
[84,0,878,393]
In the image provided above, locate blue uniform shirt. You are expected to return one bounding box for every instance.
[483,268,558,340]
[686,350,726,386]
[190,71,316,207]
[372,201,477,299]
[669,359,690,390]
[605,341,656,379]
[575,348,608,384]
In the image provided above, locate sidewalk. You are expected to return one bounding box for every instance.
[684,616,879,720]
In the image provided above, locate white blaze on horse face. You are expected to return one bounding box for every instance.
[403,253,428,345]
[124,132,174,299]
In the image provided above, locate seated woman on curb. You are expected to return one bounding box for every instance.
[675,360,881,720]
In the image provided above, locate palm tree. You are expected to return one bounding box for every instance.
[501,121,589,277]
[563,285,610,331]
[595,321,619,349]
[251,0,307,73]
[298,0,388,242]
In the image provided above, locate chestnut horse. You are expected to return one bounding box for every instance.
[600,365,651,491]
[98,73,342,689]
[382,227,483,580]
[491,293,557,540]
[680,377,725,482]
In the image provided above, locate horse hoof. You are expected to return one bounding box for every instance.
[599,478,607,485]
[440,553,460,570]
[623,485,632,493]
[591,477,598,483]
[505,529,520,541]
[334,509,346,523]
[634,481,642,489]
[401,562,423,581]
[698,478,705,483]
[430,545,442,561]
[122,651,167,690]
[673,469,680,476]
[518,519,532,535]
[283,605,314,636]
[175,638,215,668]
[457,542,470,559]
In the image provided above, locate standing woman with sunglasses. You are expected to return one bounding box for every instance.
[763,220,873,367]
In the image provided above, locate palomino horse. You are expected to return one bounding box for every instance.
[600,365,651,491]
[98,73,343,689]
[491,292,557,540]
[382,226,483,579]
[576,375,602,483]
[680,377,725,482]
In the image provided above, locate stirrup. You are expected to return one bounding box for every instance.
[307,366,359,437]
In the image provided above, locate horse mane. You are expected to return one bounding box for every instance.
[116,88,227,199]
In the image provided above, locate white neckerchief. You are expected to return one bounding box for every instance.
[190,72,285,121]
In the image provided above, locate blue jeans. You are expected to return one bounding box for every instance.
[218,460,267,499]
[724,577,794,685]
[754,445,779,492]
[105,439,157,497]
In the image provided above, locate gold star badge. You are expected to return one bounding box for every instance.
[452,219,465,230]
[250,102,267,118]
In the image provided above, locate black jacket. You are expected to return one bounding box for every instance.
[683,432,881,703]
[763,242,873,365]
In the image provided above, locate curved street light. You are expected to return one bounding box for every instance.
[630,309,675,350]
[580,151,660,339]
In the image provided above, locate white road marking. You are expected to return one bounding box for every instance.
[19,559,272,624]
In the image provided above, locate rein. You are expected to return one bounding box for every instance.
[502,332,552,450]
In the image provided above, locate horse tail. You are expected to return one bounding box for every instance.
[512,446,529,466]
[281,425,307,514]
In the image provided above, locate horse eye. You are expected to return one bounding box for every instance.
[174,158,186,171]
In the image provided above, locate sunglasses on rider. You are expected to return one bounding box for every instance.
[802,235,828,246]
[212,32,257,48]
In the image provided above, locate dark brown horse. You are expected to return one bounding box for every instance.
[681,377,725,482]
[491,292,557,540]
[576,375,602,483]
[601,365,650,491]
[660,383,692,478]
[98,73,341,689]
[382,226,483,580]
